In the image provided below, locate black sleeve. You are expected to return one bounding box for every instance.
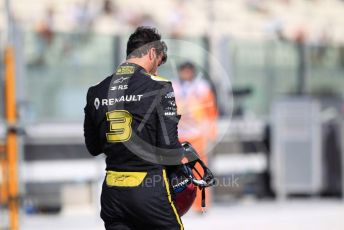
[156,82,184,165]
[83,87,102,156]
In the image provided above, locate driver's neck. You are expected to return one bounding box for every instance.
[126,57,152,74]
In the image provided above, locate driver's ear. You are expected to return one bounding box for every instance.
[148,48,156,60]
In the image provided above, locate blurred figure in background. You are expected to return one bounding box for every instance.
[69,1,94,33]
[33,6,55,66]
[168,0,187,38]
[94,0,118,33]
[173,61,218,213]
[102,0,115,16]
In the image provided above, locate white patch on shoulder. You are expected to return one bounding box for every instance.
[91,81,101,87]
[150,75,170,82]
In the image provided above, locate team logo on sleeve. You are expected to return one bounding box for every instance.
[165,92,175,98]
[162,92,177,116]
[94,98,100,110]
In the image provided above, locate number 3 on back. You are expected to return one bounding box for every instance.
[106,110,133,142]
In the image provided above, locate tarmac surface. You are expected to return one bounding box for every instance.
[17,199,344,230]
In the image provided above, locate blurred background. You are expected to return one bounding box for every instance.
[0,0,344,229]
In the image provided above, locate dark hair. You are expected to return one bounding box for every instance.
[126,26,167,64]
[178,61,195,71]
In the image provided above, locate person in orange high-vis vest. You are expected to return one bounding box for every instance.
[173,61,218,213]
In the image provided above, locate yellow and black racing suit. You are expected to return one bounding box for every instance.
[84,62,185,230]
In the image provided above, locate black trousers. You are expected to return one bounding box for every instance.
[100,168,184,230]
